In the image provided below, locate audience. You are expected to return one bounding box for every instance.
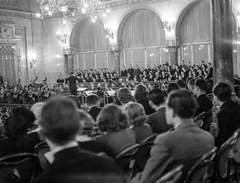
[0,107,40,158]
[134,84,155,115]
[193,79,212,116]
[213,82,240,147]
[130,90,214,183]
[167,82,180,94]
[86,94,102,122]
[96,104,136,156]
[33,96,125,183]
[123,102,153,143]
[147,89,172,134]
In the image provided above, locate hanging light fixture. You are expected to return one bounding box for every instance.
[35,0,110,22]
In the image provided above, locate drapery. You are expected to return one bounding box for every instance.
[179,0,212,44]
[133,49,145,67]
[122,10,165,48]
[76,19,108,52]
[146,48,160,66]
[84,53,95,69]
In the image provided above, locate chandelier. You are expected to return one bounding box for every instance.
[35,0,110,23]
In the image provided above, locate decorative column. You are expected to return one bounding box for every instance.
[166,39,177,65]
[212,0,234,88]
[109,43,121,77]
[63,48,75,75]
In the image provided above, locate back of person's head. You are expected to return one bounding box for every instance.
[166,90,199,119]
[86,94,99,107]
[194,79,208,92]
[213,82,232,102]
[4,111,34,140]
[77,110,94,136]
[167,82,180,94]
[12,107,35,124]
[134,84,147,102]
[39,96,80,145]
[66,95,81,109]
[117,88,133,104]
[97,104,128,133]
[30,102,45,125]
[122,102,147,126]
[177,80,187,89]
[147,88,166,106]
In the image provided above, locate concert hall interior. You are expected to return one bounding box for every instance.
[0,0,240,183]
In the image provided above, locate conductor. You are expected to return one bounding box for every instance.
[65,72,82,96]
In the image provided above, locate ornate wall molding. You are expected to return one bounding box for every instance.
[106,0,166,8]
[0,9,33,19]
[0,0,18,10]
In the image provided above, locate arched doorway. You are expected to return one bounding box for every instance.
[176,0,237,72]
[70,18,111,73]
[118,9,168,70]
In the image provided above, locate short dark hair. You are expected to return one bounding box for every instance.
[117,88,133,104]
[188,78,195,86]
[97,104,128,133]
[213,82,232,101]
[195,79,208,92]
[66,95,81,109]
[167,90,199,119]
[134,84,147,102]
[86,94,99,106]
[39,96,80,145]
[167,82,180,94]
[147,89,166,106]
[177,80,187,89]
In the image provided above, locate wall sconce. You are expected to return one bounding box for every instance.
[56,31,67,44]
[104,24,114,39]
[163,21,171,32]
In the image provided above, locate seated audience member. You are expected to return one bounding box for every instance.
[134,84,155,115]
[194,79,212,116]
[66,95,81,109]
[130,90,214,183]
[30,102,45,125]
[95,104,136,156]
[213,83,240,147]
[167,82,180,94]
[86,94,101,122]
[33,97,125,183]
[177,79,187,90]
[123,102,153,143]
[187,78,195,94]
[147,89,172,134]
[117,87,133,105]
[76,110,115,157]
[0,108,40,158]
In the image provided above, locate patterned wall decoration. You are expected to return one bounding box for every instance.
[0,0,18,10]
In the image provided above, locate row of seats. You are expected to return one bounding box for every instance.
[0,127,239,183]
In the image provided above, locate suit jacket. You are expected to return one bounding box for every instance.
[131,124,153,144]
[217,100,240,147]
[33,146,125,183]
[95,129,136,156]
[137,100,155,115]
[195,94,212,116]
[65,76,81,95]
[147,107,172,134]
[88,106,102,121]
[130,120,214,183]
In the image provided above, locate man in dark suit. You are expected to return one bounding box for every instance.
[33,96,125,183]
[130,90,214,183]
[213,82,240,147]
[65,72,82,96]
[194,79,212,116]
[86,94,102,122]
[147,89,172,134]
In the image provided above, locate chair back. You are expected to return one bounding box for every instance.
[34,141,50,171]
[202,110,212,131]
[184,147,217,183]
[156,164,183,183]
[216,128,240,180]
[0,153,39,183]
[115,144,139,180]
[194,112,206,127]
[135,134,158,171]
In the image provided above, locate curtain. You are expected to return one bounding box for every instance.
[182,46,192,62]
[124,49,132,67]
[179,0,212,44]
[85,53,95,69]
[122,10,165,48]
[96,52,107,68]
[133,49,145,67]
[76,19,108,52]
[78,53,84,70]
[161,49,170,64]
[193,44,208,65]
